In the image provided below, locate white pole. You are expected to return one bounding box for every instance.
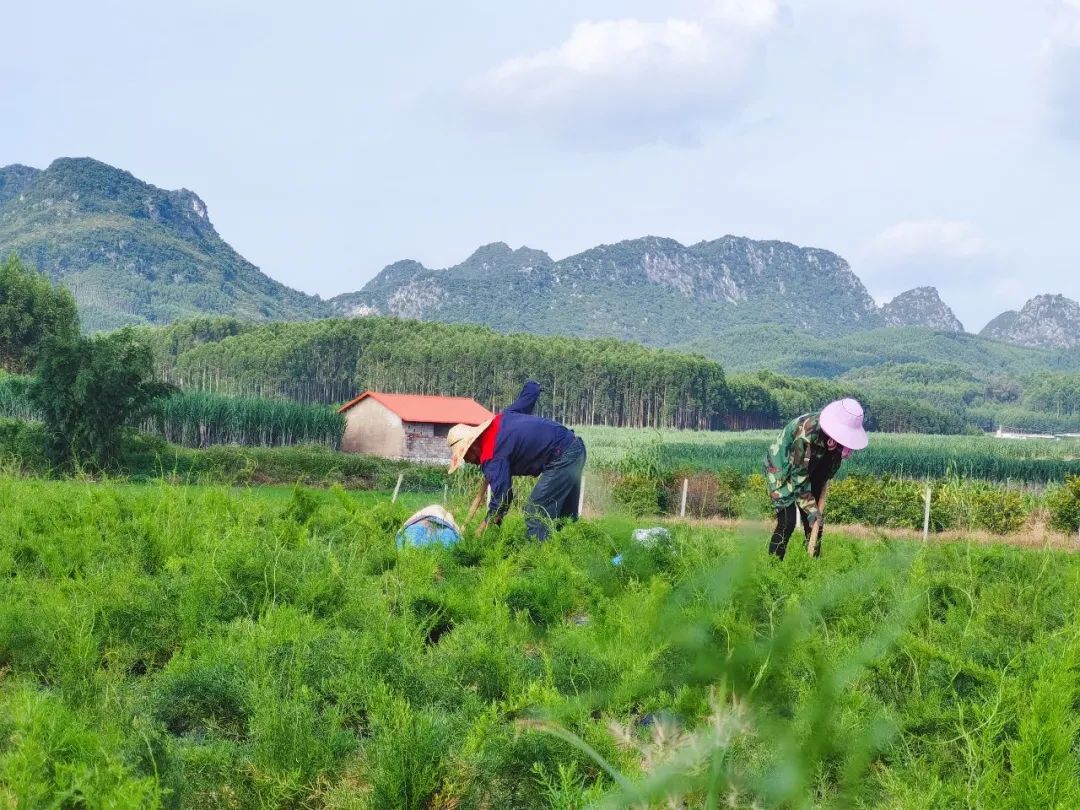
[922,485,931,541]
[680,478,688,518]
[578,478,585,516]
[443,482,448,504]
[392,473,403,503]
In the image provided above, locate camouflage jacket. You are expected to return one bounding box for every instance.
[763,412,842,523]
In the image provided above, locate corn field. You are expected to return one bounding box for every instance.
[144,391,344,449]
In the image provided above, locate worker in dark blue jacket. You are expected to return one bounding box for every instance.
[447,380,586,540]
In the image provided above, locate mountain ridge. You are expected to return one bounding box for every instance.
[330,236,877,339]
[979,294,1080,350]
[329,238,979,344]
[1,157,1076,353]
[0,164,40,207]
[881,287,964,332]
[0,157,329,331]
[334,241,1078,350]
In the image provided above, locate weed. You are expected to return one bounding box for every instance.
[1046,475,1080,534]
[1,475,1079,806]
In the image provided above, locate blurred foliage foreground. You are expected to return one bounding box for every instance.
[1,475,1079,808]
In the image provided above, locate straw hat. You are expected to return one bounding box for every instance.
[819,398,869,450]
[447,418,493,473]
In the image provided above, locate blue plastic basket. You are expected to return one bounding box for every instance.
[396,515,461,548]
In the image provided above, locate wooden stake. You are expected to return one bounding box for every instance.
[578,478,586,517]
[464,480,487,526]
[391,473,403,503]
[923,485,932,541]
[679,477,688,518]
[807,481,830,557]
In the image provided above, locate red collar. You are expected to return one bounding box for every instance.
[477,413,503,463]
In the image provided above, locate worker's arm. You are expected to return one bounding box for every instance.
[786,428,819,524]
[480,458,513,523]
[505,380,541,415]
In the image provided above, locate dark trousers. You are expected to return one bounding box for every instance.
[525,437,586,540]
[768,479,825,560]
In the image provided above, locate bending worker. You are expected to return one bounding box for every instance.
[764,398,868,559]
[447,380,586,540]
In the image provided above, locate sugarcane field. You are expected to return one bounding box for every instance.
[6,3,1080,807]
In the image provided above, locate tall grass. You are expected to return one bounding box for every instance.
[146,391,345,449]
[0,376,345,450]
[0,373,36,422]
[579,426,1080,483]
[2,476,1080,806]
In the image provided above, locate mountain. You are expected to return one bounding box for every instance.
[3,156,1068,354]
[980,294,1080,349]
[881,287,964,332]
[331,236,887,345]
[0,164,39,207]
[0,158,329,331]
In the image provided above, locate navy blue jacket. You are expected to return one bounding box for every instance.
[481,381,575,518]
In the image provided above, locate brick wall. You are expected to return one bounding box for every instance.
[403,431,450,464]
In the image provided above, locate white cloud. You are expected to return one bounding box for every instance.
[857,220,1014,331]
[865,219,988,262]
[1052,0,1080,45]
[467,1,779,148]
[1048,0,1080,137]
[706,0,780,28]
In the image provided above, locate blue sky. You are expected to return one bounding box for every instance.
[5,0,1080,330]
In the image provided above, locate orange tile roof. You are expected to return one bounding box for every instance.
[337,391,494,425]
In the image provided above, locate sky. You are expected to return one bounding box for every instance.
[4,0,1080,332]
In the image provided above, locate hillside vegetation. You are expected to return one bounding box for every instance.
[331,236,888,343]
[140,316,1080,434]
[0,159,327,330]
[694,324,1080,378]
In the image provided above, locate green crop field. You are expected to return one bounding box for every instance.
[578,426,1080,483]
[2,475,1080,808]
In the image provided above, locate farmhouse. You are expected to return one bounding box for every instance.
[337,391,493,464]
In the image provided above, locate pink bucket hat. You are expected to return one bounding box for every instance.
[819,398,869,450]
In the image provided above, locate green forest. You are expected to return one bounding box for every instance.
[140,316,1080,435]
[142,317,732,430]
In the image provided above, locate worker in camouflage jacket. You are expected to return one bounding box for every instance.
[764,398,868,559]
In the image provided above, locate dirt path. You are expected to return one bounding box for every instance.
[640,515,1080,551]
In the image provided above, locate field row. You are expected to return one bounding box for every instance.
[3,477,1080,807]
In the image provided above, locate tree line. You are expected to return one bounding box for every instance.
[725,370,971,434]
[146,317,733,430]
[143,316,1072,435]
